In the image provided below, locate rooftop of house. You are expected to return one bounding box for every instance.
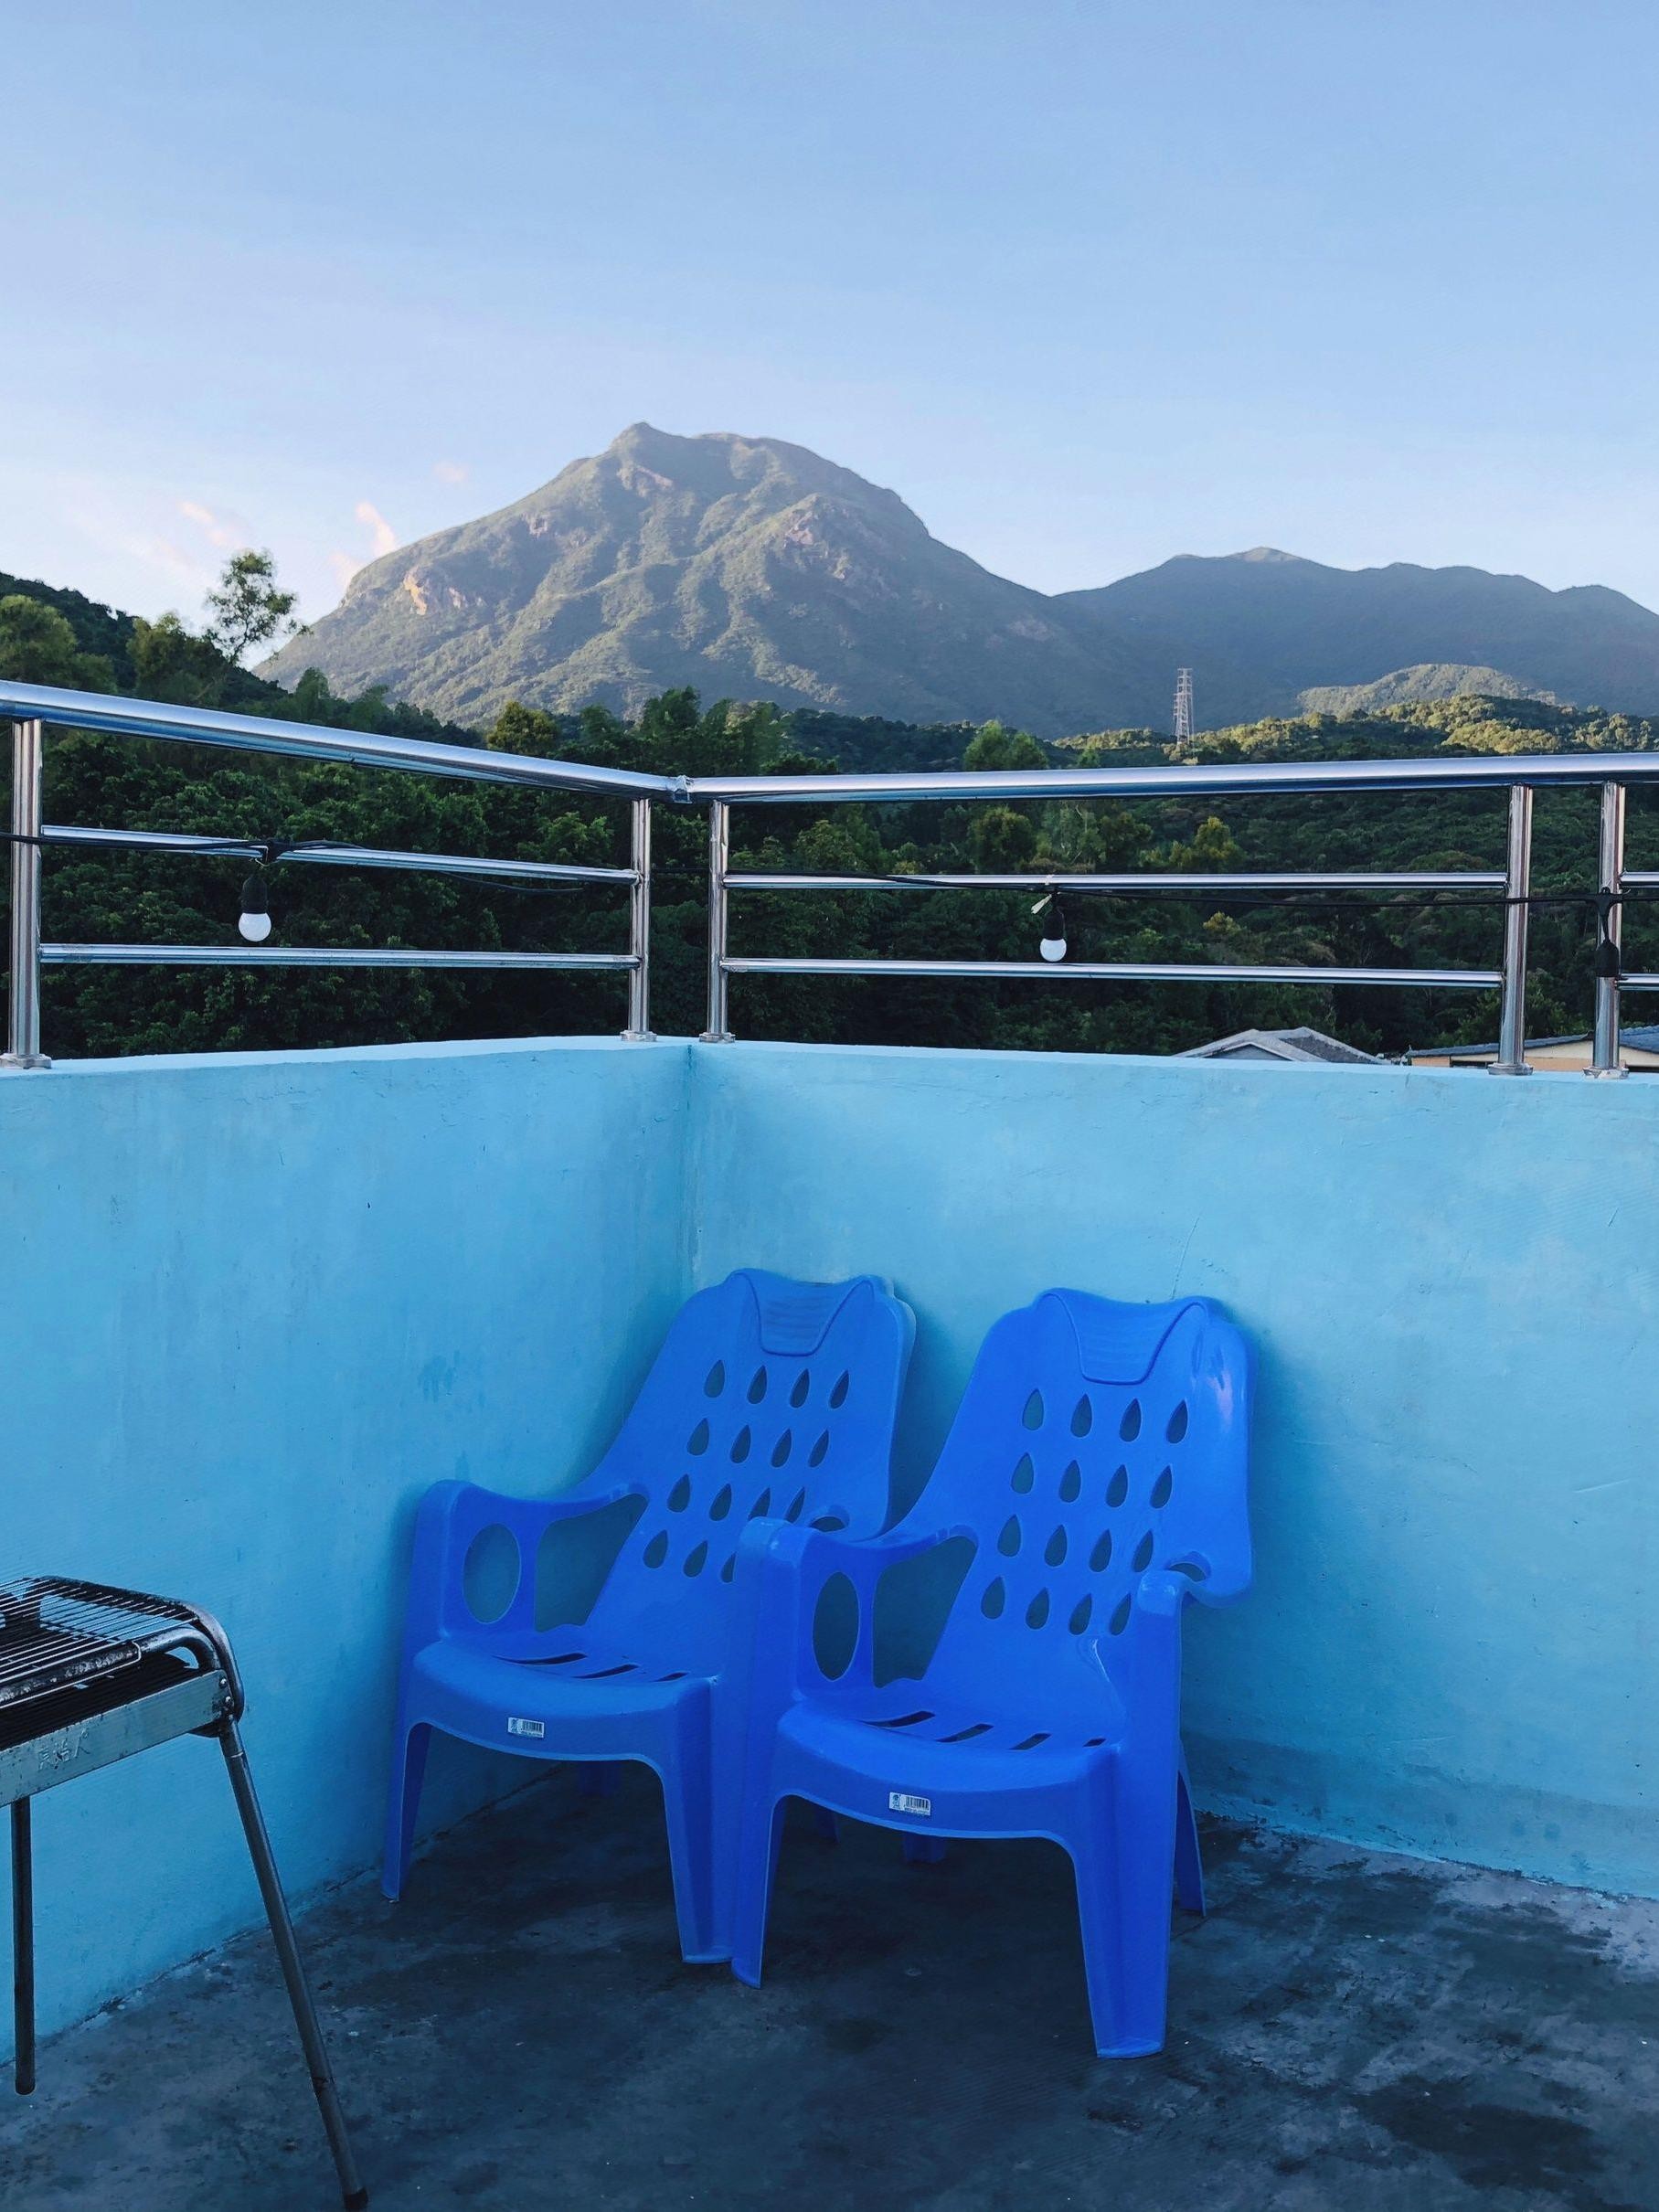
[4,1771,1654,2212]
[6,677,1659,2210]
[1179,1026,1381,1064]
[5,1030,1657,2212]
[1405,1025,1659,1064]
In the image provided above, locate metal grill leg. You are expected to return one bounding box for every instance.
[218,1724,367,2209]
[10,1799,34,2095]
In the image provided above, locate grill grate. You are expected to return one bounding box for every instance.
[0,1576,198,1712]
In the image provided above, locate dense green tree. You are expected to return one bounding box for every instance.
[962,719,1048,772]
[204,549,301,664]
[0,597,114,690]
[968,803,1039,873]
[129,612,234,707]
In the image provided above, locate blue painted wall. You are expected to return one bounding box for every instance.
[689,1042,1657,1899]
[5,1030,1654,2050]
[0,1037,688,2045]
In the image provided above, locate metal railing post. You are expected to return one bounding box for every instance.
[700,799,732,1040]
[1590,781,1626,1078]
[1489,782,1533,1076]
[4,718,49,1069]
[622,797,654,1039]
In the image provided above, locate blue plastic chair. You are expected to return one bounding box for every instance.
[384,1268,915,1962]
[730,1289,1252,2055]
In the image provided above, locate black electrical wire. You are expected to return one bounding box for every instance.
[0,829,267,859]
[10,830,1659,921]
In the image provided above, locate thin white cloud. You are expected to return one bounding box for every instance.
[176,498,241,551]
[355,500,399,558]
[432,460,469,485]
[327,499,401,596]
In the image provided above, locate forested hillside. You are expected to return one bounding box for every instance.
[5,561,1655,1058]
[0,566,482,740]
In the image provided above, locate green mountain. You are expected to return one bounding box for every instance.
[1058,548,1659,726]
[1296,664,1559,715]
[260,431,1659,737]
[261,424,1172,737]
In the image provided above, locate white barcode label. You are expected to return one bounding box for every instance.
[506,1717,545,1739]
[888,1791,931,1816]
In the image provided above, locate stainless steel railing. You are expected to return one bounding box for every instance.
[694,784,1524,1062]
[1592,777,1659,1079]
[8,677,1659,1074]
[1,681,686,1066]
[692,758,1659,1076]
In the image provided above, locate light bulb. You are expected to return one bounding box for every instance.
[1037,892,1068,962]
[238,870,272,943]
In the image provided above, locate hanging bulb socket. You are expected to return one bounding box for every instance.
[1034,888,1068,963]
[238,867,272,944]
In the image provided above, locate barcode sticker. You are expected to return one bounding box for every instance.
[506,1717,545,1739]
[888,1791,931,1817]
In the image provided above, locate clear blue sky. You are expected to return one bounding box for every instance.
[5,0,1657,629]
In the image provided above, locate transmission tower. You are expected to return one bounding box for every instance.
[1172,667,1195,742]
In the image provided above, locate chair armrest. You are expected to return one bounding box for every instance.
[1117,1557,1250,1743]
[1138,1556,1250,1617]
[404,1477,634,1643]
[732,1518,960,1703]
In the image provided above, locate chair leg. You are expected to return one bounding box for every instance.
[729,1795,789,1988]
[218,1724,368,2209]
[381,1719,431,1902]
[580,1763,621,1798]
[902,1834,947,1865]
[11,1799,35,2096]
[1174,1755,1205,1916]
[1070,1761,1178,2059]
[657,1741,720,1965]
[812,1804,841,1843]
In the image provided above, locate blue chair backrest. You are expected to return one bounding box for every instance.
[913,1291,1250,1733]
[584,1270,914,1674]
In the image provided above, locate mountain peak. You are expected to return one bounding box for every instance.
[265,425,1162,733]
[592,421,907,516]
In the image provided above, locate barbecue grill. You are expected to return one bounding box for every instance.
[0,1575,367,2207]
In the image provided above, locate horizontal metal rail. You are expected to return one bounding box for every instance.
[41,825,636,884]
[690,751,1659,803]
[722,868,1505,894]
[268,843,634,885]
[43,826,267,859]
[722,957,1502,989]
[40,946,637,972]
[0,681,680,800]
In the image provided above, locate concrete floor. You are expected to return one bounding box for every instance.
[4,1771,1656,2212]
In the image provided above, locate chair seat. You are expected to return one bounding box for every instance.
[775,1686,1125,1819]
[410,1633,710,1746]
